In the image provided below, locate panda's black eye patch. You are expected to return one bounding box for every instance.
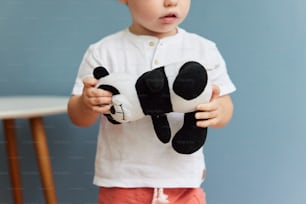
[110,106,116,114]
[98,85,120,95]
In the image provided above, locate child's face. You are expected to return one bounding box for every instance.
[120,0,190,38]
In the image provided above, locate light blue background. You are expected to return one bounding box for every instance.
[1,0,306,203]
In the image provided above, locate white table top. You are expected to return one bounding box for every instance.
[0,96,69,119]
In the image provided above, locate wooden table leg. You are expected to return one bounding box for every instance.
[3,119,23,204]
[29,117,57,204]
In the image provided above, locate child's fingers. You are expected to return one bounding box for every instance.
[92,104,111,113]
[196,118,218,128]
[84,86,113,100]
[85,93,112,106]
[196,102,217,112]
[83,77,98,88]
[195,111,217,120]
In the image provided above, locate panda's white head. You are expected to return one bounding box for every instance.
[93,67,145,123]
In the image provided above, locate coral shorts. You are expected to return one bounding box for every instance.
[98,187,206,204]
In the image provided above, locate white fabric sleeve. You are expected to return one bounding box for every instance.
[71,45,102,95]
[206,44,236,96]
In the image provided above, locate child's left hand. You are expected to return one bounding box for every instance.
[195,85,234,128]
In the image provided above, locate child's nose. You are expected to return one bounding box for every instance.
[164,0,178,7]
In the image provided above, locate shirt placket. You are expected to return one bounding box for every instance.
[147,39,165,68]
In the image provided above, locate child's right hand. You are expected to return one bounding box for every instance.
[81,77,113,114]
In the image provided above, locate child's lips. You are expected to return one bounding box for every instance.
[160,12,178,23]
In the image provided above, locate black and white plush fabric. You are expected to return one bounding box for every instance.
[93,61,212,154]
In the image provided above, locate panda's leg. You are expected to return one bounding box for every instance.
[172,112,207,154]
[173,61,208,100]
[151,114,171,143]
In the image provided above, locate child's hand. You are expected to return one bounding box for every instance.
[195,85,234,128]
[82,77,113,114]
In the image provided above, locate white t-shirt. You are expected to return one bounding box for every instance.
[72,28,236,188]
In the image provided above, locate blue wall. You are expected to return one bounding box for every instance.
[1,0,306,203]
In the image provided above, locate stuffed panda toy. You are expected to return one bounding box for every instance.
[93,61,212,154]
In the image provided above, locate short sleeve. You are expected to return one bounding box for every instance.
[205,44,236,96]
[71,45,102,95]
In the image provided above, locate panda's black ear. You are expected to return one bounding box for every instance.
[93,67,109,79]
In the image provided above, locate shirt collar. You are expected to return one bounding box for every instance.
[124,27,184,45]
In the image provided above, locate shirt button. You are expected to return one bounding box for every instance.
[149,41,155,46]
[154,59,159,65]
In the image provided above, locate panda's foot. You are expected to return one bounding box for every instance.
[172,112,207,154]
[151,114,171,143]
